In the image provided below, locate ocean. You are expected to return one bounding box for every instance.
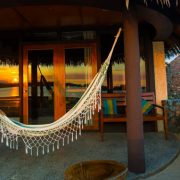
[0,86,85,98]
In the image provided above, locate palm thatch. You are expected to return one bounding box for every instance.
[125,0,178,8]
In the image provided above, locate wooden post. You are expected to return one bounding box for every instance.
[123,9,145,173]
[54,45,66,120]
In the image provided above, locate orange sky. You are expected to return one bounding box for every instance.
[0,60,146,87]
[0,65,19,84]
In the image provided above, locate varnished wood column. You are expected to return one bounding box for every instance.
[123,9,145,173]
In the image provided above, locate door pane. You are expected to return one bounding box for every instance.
[28,50,54,124]
[112,58,146,93]
[65,48,93,112]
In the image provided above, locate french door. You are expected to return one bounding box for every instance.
[22,42,97,128]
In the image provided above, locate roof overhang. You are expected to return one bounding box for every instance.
[0,2,174,41]
[137,5,173,40]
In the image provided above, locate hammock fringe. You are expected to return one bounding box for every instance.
[0,28,122,156]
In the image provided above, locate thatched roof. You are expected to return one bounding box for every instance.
[127,0,178,8]
[0,0,178,62]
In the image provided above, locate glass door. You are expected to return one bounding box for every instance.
[23,45,65,124]
[22,42,97,129]
[64,43,98,129]
[27,50,54,124]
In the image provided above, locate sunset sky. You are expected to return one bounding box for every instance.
[0,64,19,84]
[0,60,146,87]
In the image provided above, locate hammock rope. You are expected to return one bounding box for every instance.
[38,65,54,98]
[0,28,122,156]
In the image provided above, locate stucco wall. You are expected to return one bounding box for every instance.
[153,41,168,131]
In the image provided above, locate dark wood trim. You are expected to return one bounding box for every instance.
[0,0,122,11]
[19,40,23,123]
[12,7,32,26]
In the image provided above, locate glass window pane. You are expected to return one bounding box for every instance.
[65,48,93,111]
[28,50,54,124]
[0,64,19,97]
[112,59,146,92]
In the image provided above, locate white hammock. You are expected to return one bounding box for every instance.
[0,28,121,156]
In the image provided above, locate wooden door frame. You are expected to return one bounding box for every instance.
[22,42,98,125]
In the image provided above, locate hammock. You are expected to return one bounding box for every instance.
[0,28,121,156]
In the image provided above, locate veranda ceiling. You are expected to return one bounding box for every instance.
[0,5,123,30]
[0,0,179,56]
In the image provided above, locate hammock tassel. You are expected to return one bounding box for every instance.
[92,102,95,115]
[52,144,55,152]
[25,146,28,154]
[79,126,82,136]
[84,114,87,125]
[16,136,18,150]
[82,120,84,129]
[78,116,81,130]
[30,148,33,156]
[71,133,74,142]
[6,136,9,147]
[75,131,78,140]
[12,140,14,149]
[57,141,59,149]
[36,148,39,156]
[95,94,97,108]
[42,147,45,155]
[62,138,64,146]
[47,146,49,153]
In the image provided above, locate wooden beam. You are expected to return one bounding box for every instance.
[12,7,31,26]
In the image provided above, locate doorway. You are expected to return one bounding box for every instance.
[28,50,54,124]
[22,42,98,128]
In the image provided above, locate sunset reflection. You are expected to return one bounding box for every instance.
[0,60,146,97]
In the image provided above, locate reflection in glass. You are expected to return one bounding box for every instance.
[112,59,146,92]
[65,48,93,112]
[28,50,54,124]
[0,64,19,97]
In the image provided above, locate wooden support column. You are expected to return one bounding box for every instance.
[153,42,167,131]
[123,9,145,173]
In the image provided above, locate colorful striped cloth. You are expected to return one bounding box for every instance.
[103,99,118,115]
[141,99,153,115]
